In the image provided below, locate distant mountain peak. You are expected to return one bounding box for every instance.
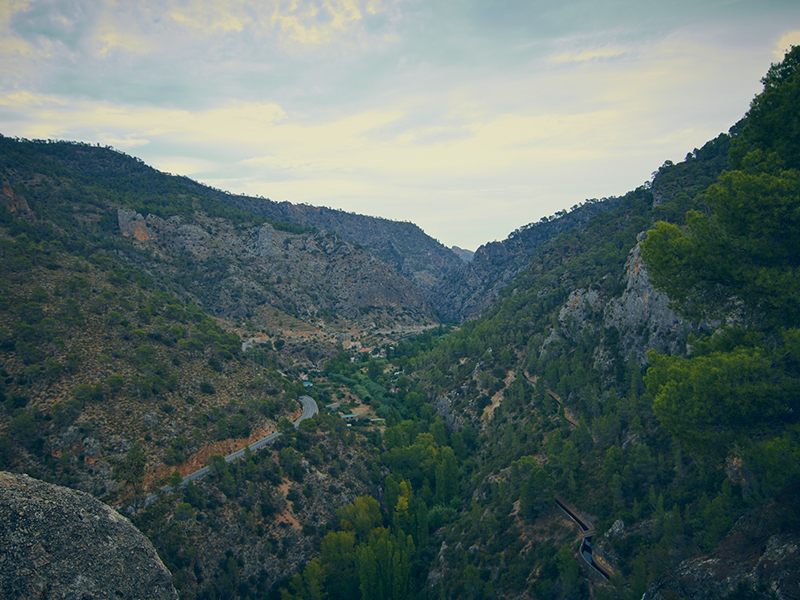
[451,246,474,263]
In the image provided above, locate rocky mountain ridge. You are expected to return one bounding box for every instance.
[430,196,624,321]
[116,207,436,331]
[0,134,642,326]
[0,137,444,328]
[219,195,466,296]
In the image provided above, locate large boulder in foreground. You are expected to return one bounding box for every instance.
[0,471,177,600]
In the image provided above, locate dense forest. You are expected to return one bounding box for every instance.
[266,46,800,600]
[1,47,799,600]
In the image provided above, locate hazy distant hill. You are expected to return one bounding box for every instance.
[450,246,474,263]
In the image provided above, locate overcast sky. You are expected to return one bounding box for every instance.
[1,1,798,250]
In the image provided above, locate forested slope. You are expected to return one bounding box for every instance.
[430,195,625,322]
[402,47,800,599]
[0,138,438,331]
[277,48,799,600]
[1,47,798,600]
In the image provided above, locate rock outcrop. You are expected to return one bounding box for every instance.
[603,236,692,361]
[0,471,178,600]
[644,482,800,600]
[115,208,437,328]
[543,235,702,368]
[117,208,155,241]
[1,181,34,220]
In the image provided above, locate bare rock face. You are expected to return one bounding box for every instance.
[113,207,436,328]
[0,471,177,600]
[644,482,800,600]
[603,239,690,361]
[117,208,155,241]
[1,181,34,219]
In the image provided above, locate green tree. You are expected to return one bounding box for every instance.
[642,168,800,327]
[730,45,800,171]
[114,441,146,502]
[320,530,359,597]
[646,345,795,451]
[519,462,555,520]
[642,46,800,497]
[434,446,459,506]
[337,495,382,540]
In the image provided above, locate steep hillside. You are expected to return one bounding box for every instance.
[220,195,465,295]
[0,223,298,497]
[115,207,435,330]
[0,137,438,333]
[430,196,625,322]
[1,48,797,600]
[0,134,464,319]
[395,50,799,600]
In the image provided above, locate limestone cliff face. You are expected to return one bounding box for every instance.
[544,235,699,368]
[603,237,692,361]
[1,181,34,220]
[217,197,465,300]
[117,208,155,241]
[0,471,178,600]
[115,208,437,328]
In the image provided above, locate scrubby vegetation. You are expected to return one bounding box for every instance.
[1,46,799,600]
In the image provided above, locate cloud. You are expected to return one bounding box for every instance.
[269,0,361,45]
[9,0,98,51]
[2,1,800,248]
[165,1,257,36]
[0,17,773,248]
[2,0,396,68]
[551,45,628,63]
[774,30,800,59]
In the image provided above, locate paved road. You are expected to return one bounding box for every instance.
[145,395,318,503]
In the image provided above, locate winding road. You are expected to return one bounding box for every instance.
[145,395,318,504]
[555,497,613,580]
[522,372,614,581]
[522,372,578,429]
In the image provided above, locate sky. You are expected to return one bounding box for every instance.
[1,1,799,250]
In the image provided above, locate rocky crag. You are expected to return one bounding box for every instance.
[219,197,466,295]
[0,471,178,600]
[553,234,702,366]
[643,482,800,600]
[117,207,436,330]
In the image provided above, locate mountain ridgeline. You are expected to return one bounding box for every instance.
[0,133,629,325]
[1,47,799,600]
